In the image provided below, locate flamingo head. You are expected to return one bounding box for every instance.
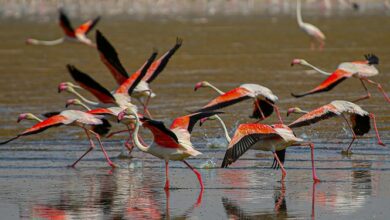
[290,59,307,66]
[65,99,82,108]
[17,113,36,123]
[199,115,218,126]
[287,107,307,117]
[194,81,210,91]
[117,108,137,123]
[26,38,39,45]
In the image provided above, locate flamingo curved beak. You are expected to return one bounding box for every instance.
[199,117,208,126]
[286,108,295,117]
[194,82,203,91]
[117,111,126,122]
[17,114,27,123]
[58,84,67,93]
[290,59,300,66]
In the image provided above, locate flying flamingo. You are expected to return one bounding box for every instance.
[117,107,222,189]
[201,115,318,181]
[96,30,182,114]
[218,121,320,182]
[291,54,389,103]
[287,100,385,154]
[194,82,283,123]
[59,50,157,116]
[296,0,326,50]
[0,110,116,168]
[26,9,100,47]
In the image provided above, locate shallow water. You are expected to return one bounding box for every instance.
[0,15,389,219]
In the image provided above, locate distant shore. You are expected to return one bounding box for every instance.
[0,0,389,20]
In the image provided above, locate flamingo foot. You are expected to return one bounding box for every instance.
[341,149,353,156]
[378,141,386,147]
[313,177,321,183]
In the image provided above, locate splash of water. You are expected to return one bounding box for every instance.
[199,157,218,169]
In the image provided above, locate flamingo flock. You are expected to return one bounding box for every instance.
[1,7,388,190]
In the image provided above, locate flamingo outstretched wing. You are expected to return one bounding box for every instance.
[115,51,158,95]
[170,111,223,133]
[288,104,339,128]
[142,118,180,148]
[0,115,67,145]
[96,30,129,84]
[59,9,75,37]
[291,69,353,98]
[142,37,183,83]
[195,87,252,112]
[221,124,279,168]
[76,17,100,35]
[66,65,116,104]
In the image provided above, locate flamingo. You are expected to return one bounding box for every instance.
[0,110,116,168]
[59,50,157,116]
[26,9,100,47]
[117,107,222,189]
[291,54,389,104]
[96,30,182,114]
[287,100,385,154]
[194,82,283,123]
[201,115,318,182]
[296,0,326,50]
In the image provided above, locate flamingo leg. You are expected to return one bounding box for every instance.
[291,142,320,182]
[265,100,284,124]
[363,78,390,104]
[106,130,128,138]
[88,129,116,168]
[254,100,266,121]
[69,128,96,167]
[369,113,385,146]
[311,182,319,220]
[165,187,170,218]
[341,114,357,153]
[274,181,286,212]
[272,151,287,181]
[164,161,170,190]
[183,160,204,189]
[353,79,371,102]
[124,127,134,154]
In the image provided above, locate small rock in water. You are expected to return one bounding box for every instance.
[128,161,143,169]
[199,157,218,169]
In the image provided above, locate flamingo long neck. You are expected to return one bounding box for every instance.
[29,38,64,46]
[30,114,43,122]
[214,115,231,143]
[68,89,100,106]
[297,0,304,26]
[206,83,225,95]
[77,101,91,111]
[132,116,152,152]
[302,62,331,76]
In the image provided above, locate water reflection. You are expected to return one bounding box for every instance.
[31,168,204,219]
[221,182,291,219]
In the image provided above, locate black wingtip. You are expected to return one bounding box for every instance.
[364,53,379,65]
[0,136,21,145]
[291,92,304,98]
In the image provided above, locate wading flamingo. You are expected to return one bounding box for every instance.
[296,0,326,50]
[96,30,182,115]
[287,100,385,154]
[59,50,157,117]
[1,110,116,168]
[219,122,320,182]
[200,114,286,170]
[26,9,100,47]
[194,82,283,123]
[117,107,222,189]
[291,54,389,103]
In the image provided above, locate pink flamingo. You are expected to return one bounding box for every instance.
[1,110,116,168]
[96,30,182,115]
[287,100,385,154]
[26,9,100,47]
[291,54,389,103]
[194,82,283,123]
[118,107,222,189]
